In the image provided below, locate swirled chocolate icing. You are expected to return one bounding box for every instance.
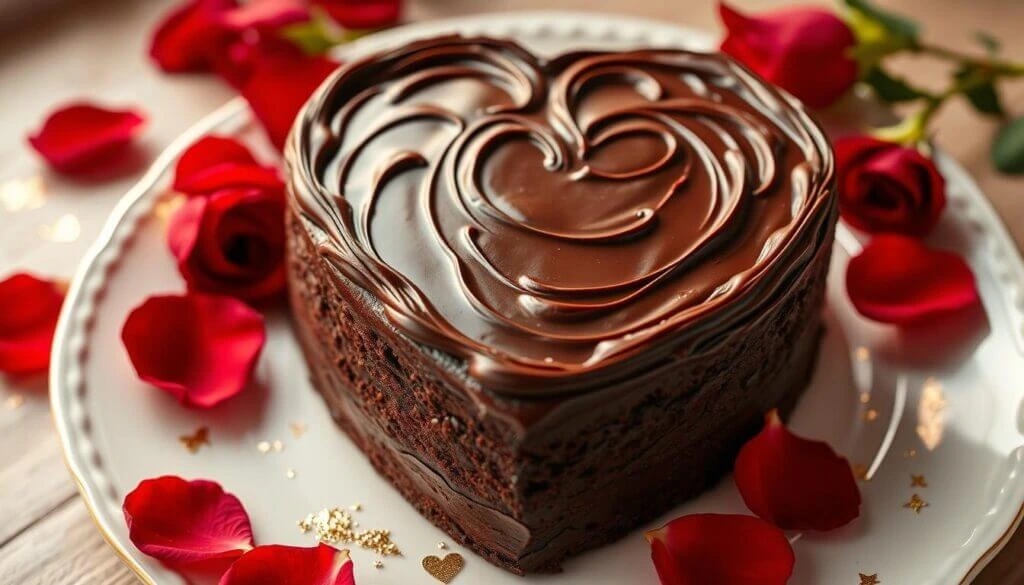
[289,36,835,398]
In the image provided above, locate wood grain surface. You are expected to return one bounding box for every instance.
[0,1,1021,583]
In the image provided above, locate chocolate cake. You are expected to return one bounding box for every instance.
[285,36,836,574]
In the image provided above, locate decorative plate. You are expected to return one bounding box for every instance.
[50,11,1024,585]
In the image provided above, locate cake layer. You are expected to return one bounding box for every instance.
[289,36,835,396]
[286,197,834,573]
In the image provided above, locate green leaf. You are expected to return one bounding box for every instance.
[955,65,1005,116]
[863,67,928,103]
[844,0,920,42]
[280,16,341,55]
[992,116,1024,174]
[974,31,1001,55]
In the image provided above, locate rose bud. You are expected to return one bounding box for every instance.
[719,1,859,108]
[836,135,946,237]
[168,186,286,302]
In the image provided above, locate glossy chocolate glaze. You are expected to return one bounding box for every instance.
[289,36,835,398]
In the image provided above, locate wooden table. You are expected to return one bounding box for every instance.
[0,1,1021,583]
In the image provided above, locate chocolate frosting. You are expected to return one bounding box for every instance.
[289,36,835,398]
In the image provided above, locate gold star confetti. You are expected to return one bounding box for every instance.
[903,448,918,458]
[178,427,210,453]
[4,394,25,410]
[911,474,928,488]
[862,408,879,422]
[289,422,308,438]
[298,507,401,556]
[859,574,880,585]
[422,553,465,583]
[373,560,384,569]
[852,463,870,482]
[903,493,929,514]
[257,440,272,453]
[286,468,297,479]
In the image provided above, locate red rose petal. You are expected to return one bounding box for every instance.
[734,410,861,531]
[168,187,287,301]
[27,103,146,175]
[0,273,65,375]
[219,544,354,585]
[150,0,238,73]
[846,235,980,325]
[174,136,283,195]
[645,513,794,585]
[239,51,339,150]
[221,0,310,31]
[314,0,402,30]
[122,293,265,408]
[123,476,254,571]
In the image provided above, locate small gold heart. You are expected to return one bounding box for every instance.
[422,552,464,583]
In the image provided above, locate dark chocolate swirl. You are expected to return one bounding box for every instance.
[289,36,835,397]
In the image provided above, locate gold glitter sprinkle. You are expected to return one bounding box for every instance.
[859,392,871,404]
[862,408,879,422]
[257,441,272,453]
[350,503,362,512]
[298,507,400,556]
[154,194,185,222]
[910,474,928,488]
[854,347,870,362]
[179,427,210,453]
[422,553,464,583]
[289,422,308,438]
[852,463,870,482]
[286,468,297,479]
[903,448,918,458]
[39,213,81,243]
[917,377,947,451]
[272,439,284,452]
[437,541,447,550]
[373,560,384,569]
[903,493,929,514]
[860,574,880,585]
[4,394,25,410]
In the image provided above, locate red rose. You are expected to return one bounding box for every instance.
[314,0,402,30]
[149,0,239,73]
[168,186,286,302]
[836,135,946,237]
[719,2,858,108]
[237,49,338,150]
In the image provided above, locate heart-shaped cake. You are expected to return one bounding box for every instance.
[286,35,836,574]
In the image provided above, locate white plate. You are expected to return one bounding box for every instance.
[51,12,1024,585]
